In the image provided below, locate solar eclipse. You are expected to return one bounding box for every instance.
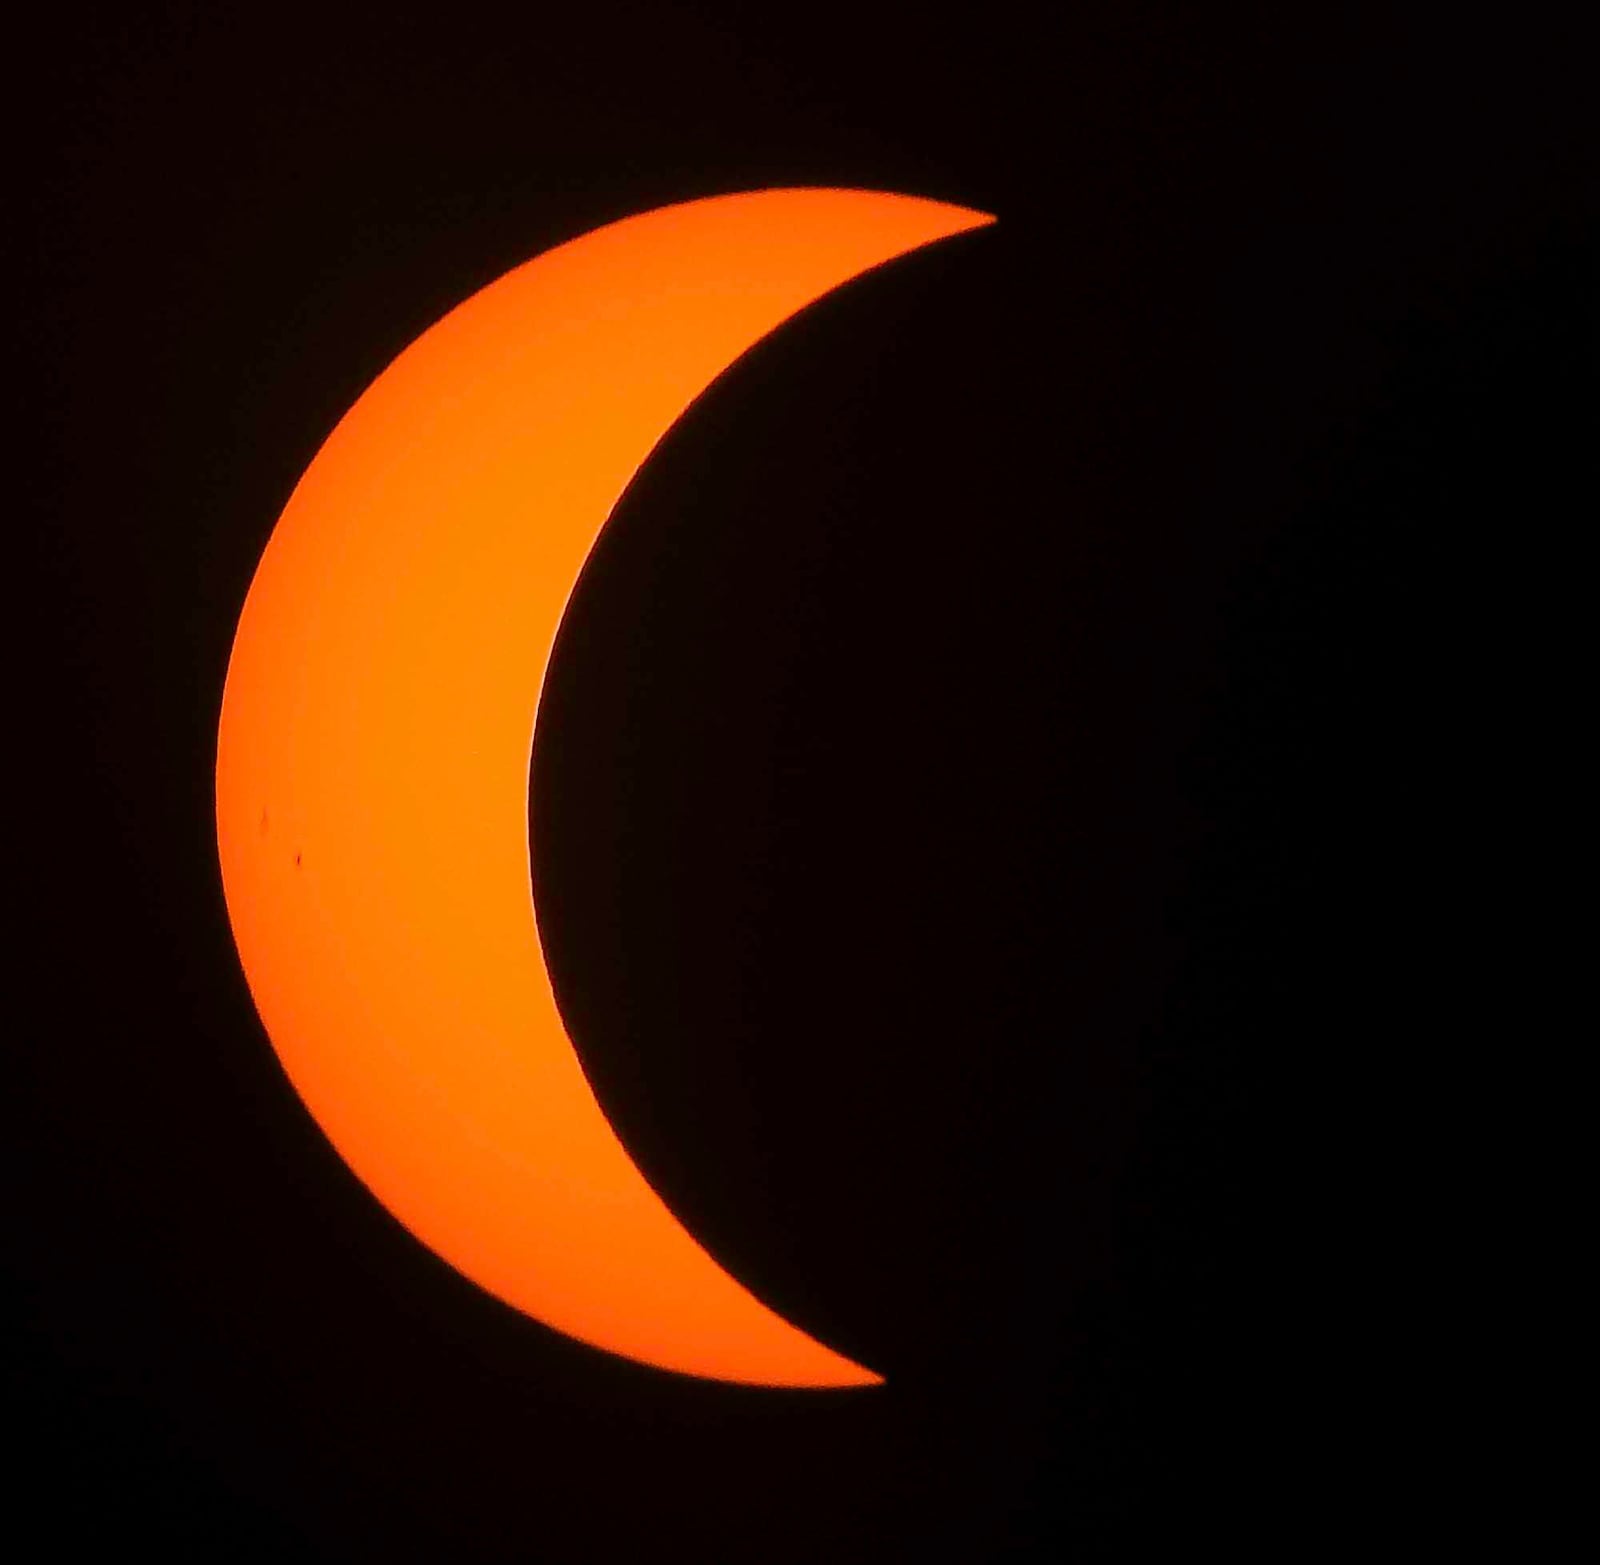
[215,188,993,1387]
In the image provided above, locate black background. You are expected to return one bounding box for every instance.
[8,3,1591,1558]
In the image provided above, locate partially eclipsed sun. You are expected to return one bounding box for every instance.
[215,188,994,1386]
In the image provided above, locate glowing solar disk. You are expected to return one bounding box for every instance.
[216,188,994,1386]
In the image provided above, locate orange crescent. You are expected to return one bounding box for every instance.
[215,188,993,1387]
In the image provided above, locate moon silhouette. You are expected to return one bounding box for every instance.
[215,189,994,1387]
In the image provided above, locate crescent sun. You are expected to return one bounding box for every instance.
[215,188,994,1387]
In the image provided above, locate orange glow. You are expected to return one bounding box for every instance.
[216,189,993,1386]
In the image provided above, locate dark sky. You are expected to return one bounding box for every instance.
[9,4,1591,1558]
